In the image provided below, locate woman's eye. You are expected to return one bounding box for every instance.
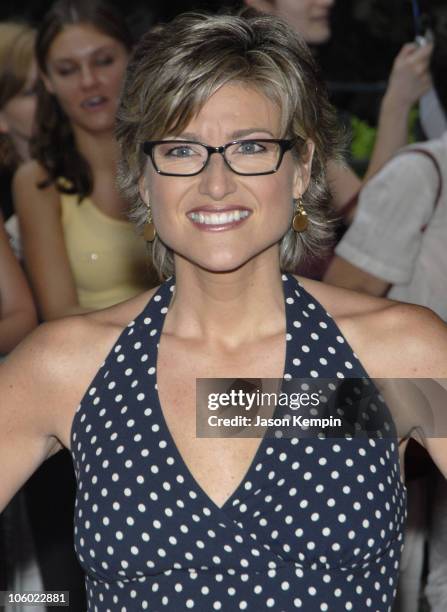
[167,146,196,158]
[237,141,265,154]
[95,56,114,67]
[57,66,76,76]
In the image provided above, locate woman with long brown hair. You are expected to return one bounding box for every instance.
[14,0,157,322]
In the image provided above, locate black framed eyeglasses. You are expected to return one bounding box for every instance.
[141,139,296,177]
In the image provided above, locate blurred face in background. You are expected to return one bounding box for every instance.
[246,0,335,45]
[0,60,38,156]
[42,23,129,136]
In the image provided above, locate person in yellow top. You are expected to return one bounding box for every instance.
[9,2,156,608]
[58,190,152,311]
[14,0,157,322]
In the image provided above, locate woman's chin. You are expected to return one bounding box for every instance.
[176,244,282,276]
[174,249,257,275]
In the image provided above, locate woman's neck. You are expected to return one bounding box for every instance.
[165,249,286,349]
[72,125,118,174]
[9,130,31,163]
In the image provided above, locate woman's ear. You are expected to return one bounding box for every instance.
[40,71,56,95]
[293,140,315,199]
[138,173,150,206]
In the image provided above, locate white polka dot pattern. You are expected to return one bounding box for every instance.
[71,275,406,611]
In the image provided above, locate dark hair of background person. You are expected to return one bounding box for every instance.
[319,0,447,124]
[32,0,134,200]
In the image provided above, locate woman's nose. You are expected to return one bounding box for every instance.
[80,64,98,89]
[198,152,237,200]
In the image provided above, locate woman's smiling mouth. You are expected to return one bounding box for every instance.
[187,208,252,230]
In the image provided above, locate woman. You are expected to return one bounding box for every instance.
[14,0,157,322]
[1,12,447,611]
[0,21,37,254]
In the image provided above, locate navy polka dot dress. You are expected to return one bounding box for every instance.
[71,274,406,611]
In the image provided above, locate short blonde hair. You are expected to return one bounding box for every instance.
[116,11,343,279]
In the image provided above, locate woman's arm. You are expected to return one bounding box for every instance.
[0,325,64,512]
[0,216,37,353]
[324,255,390,296]
[367,306,447,477]
[387,308,447,479]
[330,42,433,220]
[0,302,132,513]
[13,161,91,321]
[364,42,433,181]
[355,303,447,478]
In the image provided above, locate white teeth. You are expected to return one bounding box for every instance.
[189,210,250,225]
[83,96,105,107]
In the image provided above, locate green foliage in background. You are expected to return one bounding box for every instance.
[349,107,420,171]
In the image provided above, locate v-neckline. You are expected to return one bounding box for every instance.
[147,275,293,512]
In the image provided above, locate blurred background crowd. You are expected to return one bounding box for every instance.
[2,0,447,174]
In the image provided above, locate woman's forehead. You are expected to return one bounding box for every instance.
[47,23,122,62]
[167,82,284,139]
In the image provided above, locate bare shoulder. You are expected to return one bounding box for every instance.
[12,160,59,210]
[1,288,157,446]
[5,288,156,382]
[13,159,50,190]
[297,276,447,378]
[0,287,159,508]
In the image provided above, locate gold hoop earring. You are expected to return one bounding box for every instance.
[292,197,308,232]
[143,203,156,242]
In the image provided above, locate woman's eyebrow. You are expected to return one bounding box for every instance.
[231,128,275,138]
[175,128,276,141]
[51,45,117,65]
